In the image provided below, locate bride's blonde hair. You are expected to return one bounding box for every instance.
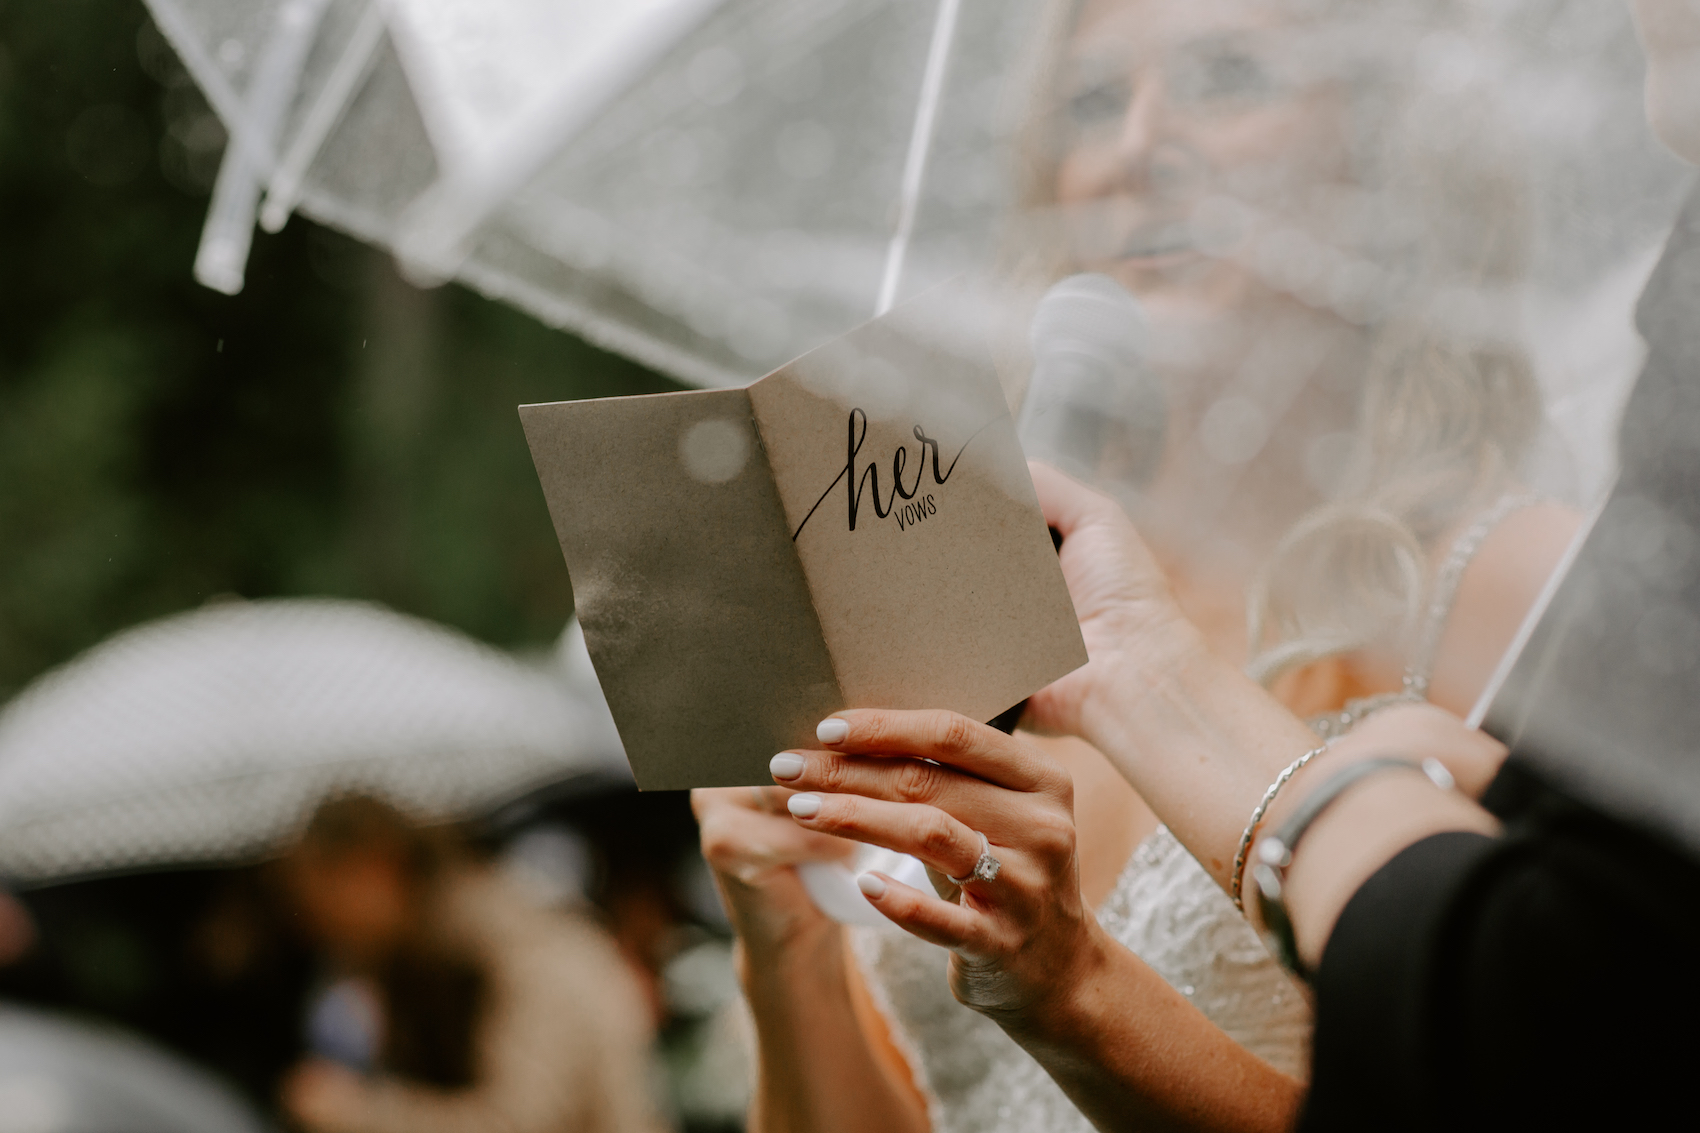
[1244,318,1540,685]
[1243,10,1543,685]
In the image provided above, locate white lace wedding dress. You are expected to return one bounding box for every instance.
[851,825,1312,1133]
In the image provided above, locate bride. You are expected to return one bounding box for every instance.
[694,1,1578,1130]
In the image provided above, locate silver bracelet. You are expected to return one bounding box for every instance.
[1230,742,1329,911]
[1252,756,1458,980]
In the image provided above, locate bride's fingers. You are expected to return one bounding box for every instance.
[786,791,1005,884]
[771,750,1020,829]
[855,872,984,951]
[692,785,789,818]
[814,709,1068,798]
[696,798,856,877]
[1028,460,1119,540]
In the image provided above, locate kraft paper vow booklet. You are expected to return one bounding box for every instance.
[521,283,1087,789]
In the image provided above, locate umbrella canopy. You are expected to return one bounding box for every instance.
[144,0,1047,387]
[0,1005,268,1133]
[0,599,624,886]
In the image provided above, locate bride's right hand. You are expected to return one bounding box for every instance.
[692,786,859,957]
[1023,462,1202,740]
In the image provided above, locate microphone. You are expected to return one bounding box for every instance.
[1018,273,1166,487]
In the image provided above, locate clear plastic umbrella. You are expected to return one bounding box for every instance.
[143,0,1049,387]
[0,599,622,885]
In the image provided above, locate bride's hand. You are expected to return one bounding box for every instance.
[770,709,1105,1019]
[1023,462,1199,739]
[692,787,857,957]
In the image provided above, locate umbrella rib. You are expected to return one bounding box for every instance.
[193,0,333,294]
[260,0,388,233]
[875,0,962,317]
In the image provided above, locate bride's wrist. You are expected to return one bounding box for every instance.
[736,919,845,999]
[995,920,1117,1048]
[1078,614,1212,756]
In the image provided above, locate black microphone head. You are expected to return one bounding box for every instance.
[1019,273,1166,486]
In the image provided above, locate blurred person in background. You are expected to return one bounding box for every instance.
[0,890,36,969]
[695,2,1583,1130]
[274,795,667,1133]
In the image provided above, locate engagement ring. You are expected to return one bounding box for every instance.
[947,831,1002,886]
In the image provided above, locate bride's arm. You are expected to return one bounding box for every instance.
[1003,928,1301,1133]
[771,712,1302,1133]
[1024,463,1503,968]
[693,789,929,1133]
[1025,464,1500,893]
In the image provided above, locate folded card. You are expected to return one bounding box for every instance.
[520,283,1087,789]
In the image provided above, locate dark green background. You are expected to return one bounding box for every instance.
[0,0,677,702]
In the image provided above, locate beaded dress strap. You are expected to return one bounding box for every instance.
[1309,491,1538,739]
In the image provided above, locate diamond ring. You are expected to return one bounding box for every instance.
[946,830,1002,886]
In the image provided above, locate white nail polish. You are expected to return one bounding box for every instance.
[857,872,887,898]
[769,752,805,780]
[816,718,850,744]
[787,793,822,818]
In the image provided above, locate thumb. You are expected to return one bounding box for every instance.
[1029,460,1120,541]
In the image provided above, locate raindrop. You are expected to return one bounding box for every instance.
[679,419,751,485]
[688,47,744,107]
[1200,397,1269,465]
[177,111,226,153]
[216,38,245,71]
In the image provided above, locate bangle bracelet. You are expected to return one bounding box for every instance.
[1230,743,1329,911]
[1252,756,1457,980]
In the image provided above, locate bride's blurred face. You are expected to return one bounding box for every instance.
[1042,0,1377,595]
[1052,0,1353,324]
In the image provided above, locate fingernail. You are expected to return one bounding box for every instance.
[816,718,850,744]
[857,873,887,898]
[769,752,806,780]
[786,793,822,818]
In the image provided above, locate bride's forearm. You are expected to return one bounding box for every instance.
[1000,926,1302,1133]
[741,927,929,1133]
[1079,623,1321,891]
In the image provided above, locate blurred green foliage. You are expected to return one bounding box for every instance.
[0,0,678,701]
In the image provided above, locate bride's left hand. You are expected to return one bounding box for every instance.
[770,708,1105,1019]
